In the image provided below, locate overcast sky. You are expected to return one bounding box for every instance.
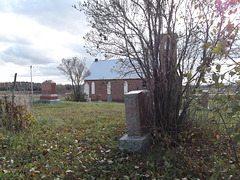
[0,0,94,84]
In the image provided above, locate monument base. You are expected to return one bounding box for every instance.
[119,133,151,153]
[39,94,60,104]
[39,99,61,104]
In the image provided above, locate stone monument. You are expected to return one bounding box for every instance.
[119,90,152,153]
[39,80,60,103]
[107,95,112,103]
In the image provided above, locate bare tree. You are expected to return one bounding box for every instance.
[77,0,240,137]
[58,57,90,97]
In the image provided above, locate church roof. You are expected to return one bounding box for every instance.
[84,59,140,80]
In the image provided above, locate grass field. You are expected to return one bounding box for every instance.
[0,101,239,179]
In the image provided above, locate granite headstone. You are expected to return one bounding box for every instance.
[119,90,152,153]
[40,80,60,103]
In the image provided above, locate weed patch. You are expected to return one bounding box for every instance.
[0,97,34,133]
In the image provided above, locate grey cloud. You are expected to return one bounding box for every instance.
[0,0,93,83]
[2,45,52,65]
[2,0,88,35]
[68,43,92,57]
[34,65,62,76]
[18,63,63,81]
[0,34,31,45]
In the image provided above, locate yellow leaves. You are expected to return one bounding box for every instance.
[206,67,211,73]
[234,66,240,72]
[211,46,220,54]
[34,170,40,174]
[202,65,207,71]
[205,42,212,48]
[147,170,153,176]
[235,28,238,34]
[216,134,221,140]
[216,64,221,72]
[187,73,192,79]
[211,40,228,55]
[202,78,207,83]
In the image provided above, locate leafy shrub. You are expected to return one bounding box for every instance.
[65,91,88,102]
[0,97,34,132]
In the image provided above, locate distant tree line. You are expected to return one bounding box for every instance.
[0,82,75,94]
[0,82,41,91]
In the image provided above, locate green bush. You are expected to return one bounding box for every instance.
[65,91,87,102]
[0,98,34,132]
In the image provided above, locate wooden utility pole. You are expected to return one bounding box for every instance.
[11,73,17,104]
[10,73,17,134]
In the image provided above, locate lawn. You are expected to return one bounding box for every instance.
[0,101,239,179]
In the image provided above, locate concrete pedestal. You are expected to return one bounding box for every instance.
[119,133,151,153]
[39,98,61,104]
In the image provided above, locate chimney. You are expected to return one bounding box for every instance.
[95,58,98,62]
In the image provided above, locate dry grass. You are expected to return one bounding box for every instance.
[0,91,40,112]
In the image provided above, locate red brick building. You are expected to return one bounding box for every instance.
[84,59,144,101]
[84,34,177,101]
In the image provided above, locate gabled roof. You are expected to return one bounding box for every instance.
[84,59,140,80]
